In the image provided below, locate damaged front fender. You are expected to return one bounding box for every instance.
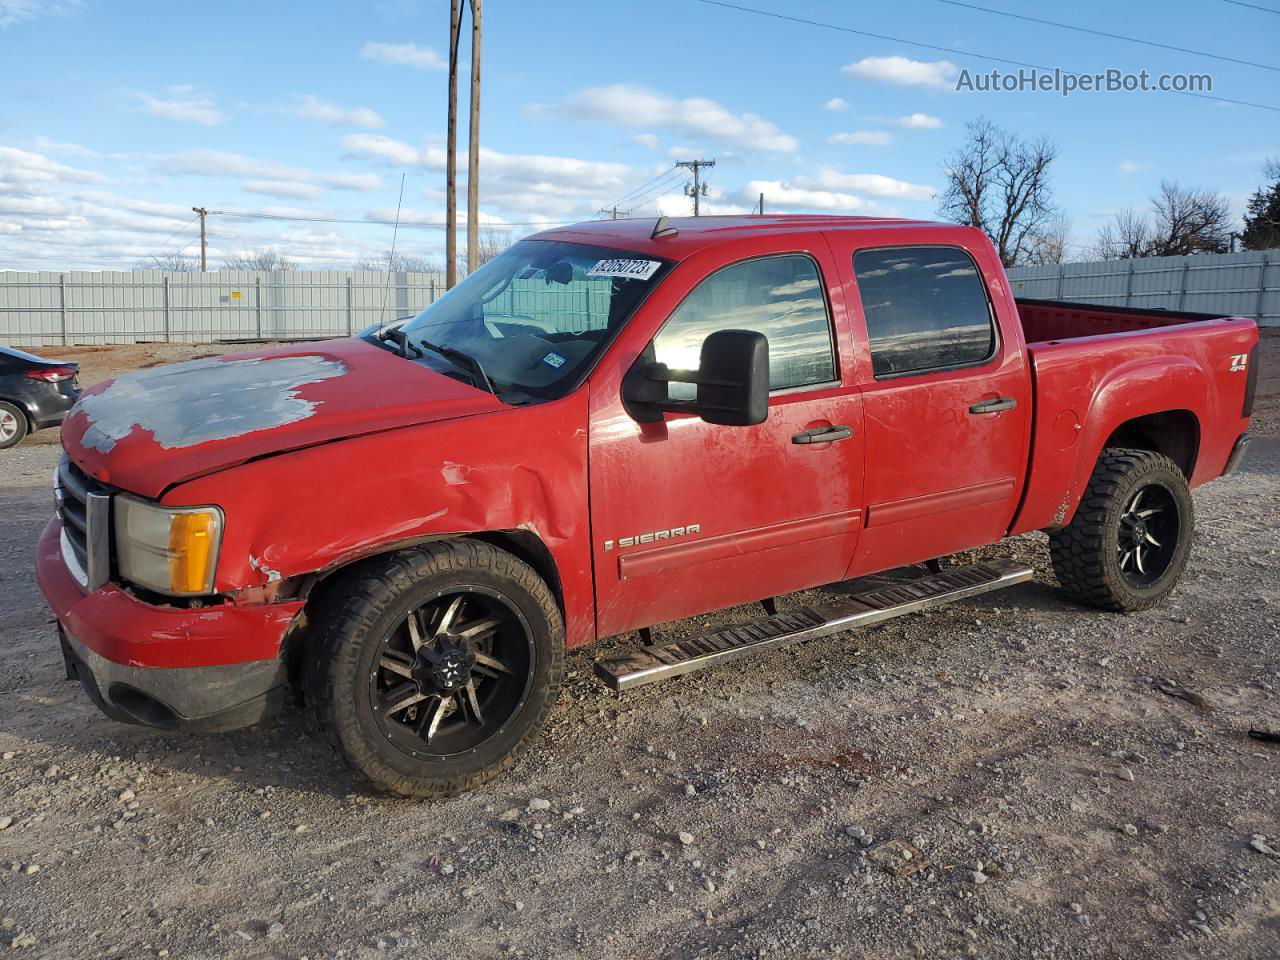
[163,391,597,648]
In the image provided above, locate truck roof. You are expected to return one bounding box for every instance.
[532,215,964,261]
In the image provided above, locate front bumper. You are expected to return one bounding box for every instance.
[36,518,303,731]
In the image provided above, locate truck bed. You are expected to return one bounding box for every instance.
[1015,297,1226,344]
[1009,298,1257,537]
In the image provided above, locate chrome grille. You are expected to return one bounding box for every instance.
[54,456,111,590]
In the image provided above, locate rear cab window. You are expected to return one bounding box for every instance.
[653,254,837,398]
[851,246,997,378]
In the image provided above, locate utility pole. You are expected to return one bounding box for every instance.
[446,0,461,289]
[192,207,208,271]
[758,192,765,215]
[601,205,627,219]
[466,0,482,275]
[676,159,715,216]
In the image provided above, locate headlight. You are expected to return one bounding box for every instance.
[114,496,223,596]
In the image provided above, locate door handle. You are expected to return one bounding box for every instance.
[968,397,1017,415]
[792,425,853,445]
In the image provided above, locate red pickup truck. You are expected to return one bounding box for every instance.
[38,215,1257,797]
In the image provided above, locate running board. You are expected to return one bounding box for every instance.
[594,559,1033,693]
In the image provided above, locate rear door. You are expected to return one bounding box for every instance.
[825,238,1032,576]
[587,243,865,638]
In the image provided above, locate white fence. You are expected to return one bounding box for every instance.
[2,248,1277,346]
[0,270,450,346]
[1005,249,1278,327]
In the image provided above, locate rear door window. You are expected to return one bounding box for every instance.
[852,246,996,378]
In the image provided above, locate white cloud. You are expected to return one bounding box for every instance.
[828,131,892,146]
[135,86,223,126]
[295,95,384,129]
[842,56,958,90]
[360,41,445,70]
[320,171,381,191]
[736,180,879,214]
[634,133,660,149]
[340,133,421,166]
[154,149,382,193]
[824,97,849,112]
[30,135,99,157]
[342,133,646,218]
[803,169,936,202]
[1119,160,1148,174]
[242,179,325,200]
[0,146,106,184]
[547,84,798,153]
[893,112,943,129]
[0,0,81,28]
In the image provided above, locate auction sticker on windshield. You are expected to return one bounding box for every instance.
[586,258,662,281]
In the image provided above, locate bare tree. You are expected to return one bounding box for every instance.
[353,250,442,272]
[1091,209,1153,261]
[1147,182,1231,256]
[139,251,198,271]
[223,250,296,271]
[938,118,1060,267]
[1024,214,1073,265]
[1092,182,1232,259]
[459,226,510,273]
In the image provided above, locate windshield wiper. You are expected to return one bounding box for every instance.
[376,326,421,359]
[414,337,499,397]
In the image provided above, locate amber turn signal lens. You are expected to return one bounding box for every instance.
[168,511,218,594]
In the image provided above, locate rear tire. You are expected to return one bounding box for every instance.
[1049,448,1194,612]
[0,402,28,449]
[304,540,564,798]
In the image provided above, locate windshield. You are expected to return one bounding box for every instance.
[392,239,671,403]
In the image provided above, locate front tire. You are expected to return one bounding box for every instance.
[0,402,29,450]
[305,540,564,798]
[1049,448,1194,612]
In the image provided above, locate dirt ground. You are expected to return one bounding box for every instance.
[0,334,1277,959]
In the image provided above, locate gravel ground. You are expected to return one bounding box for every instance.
[0,337,1277,959]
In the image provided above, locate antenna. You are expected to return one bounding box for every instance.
[651,216,679,240]
[377,172,407,335]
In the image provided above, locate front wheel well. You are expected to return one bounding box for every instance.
[281,531,565,689]
[1102,410,1200,479]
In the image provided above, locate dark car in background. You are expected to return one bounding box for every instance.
[0,346,80,449]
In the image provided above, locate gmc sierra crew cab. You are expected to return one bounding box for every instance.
[37,215,1258,797]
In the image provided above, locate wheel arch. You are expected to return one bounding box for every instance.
[1101,409,1201,480]
[0,396,34,428]
[280,530,566,688]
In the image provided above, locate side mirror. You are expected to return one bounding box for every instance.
[622,329,769,426]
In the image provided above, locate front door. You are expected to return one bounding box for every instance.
[827,239,1032,576]
[588,247,864,639]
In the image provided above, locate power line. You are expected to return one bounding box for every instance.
[138,214,198,264]
[617,169,687,212]
[692,0,1280,113]
[208,209,577,227]
[606,164,680,209]
[1219,0,1280,13]
[934,0,1280,74]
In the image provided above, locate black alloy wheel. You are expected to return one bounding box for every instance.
[370,586,534,759]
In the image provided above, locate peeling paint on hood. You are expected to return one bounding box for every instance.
[78,355,347,453]
[60,338,505,499]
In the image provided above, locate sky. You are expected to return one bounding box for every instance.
[0,0,1276,271]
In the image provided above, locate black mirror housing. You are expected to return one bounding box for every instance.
[621,329,770,427]
[695,329,769,426]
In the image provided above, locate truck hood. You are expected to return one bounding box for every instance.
[61,338,504,499]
